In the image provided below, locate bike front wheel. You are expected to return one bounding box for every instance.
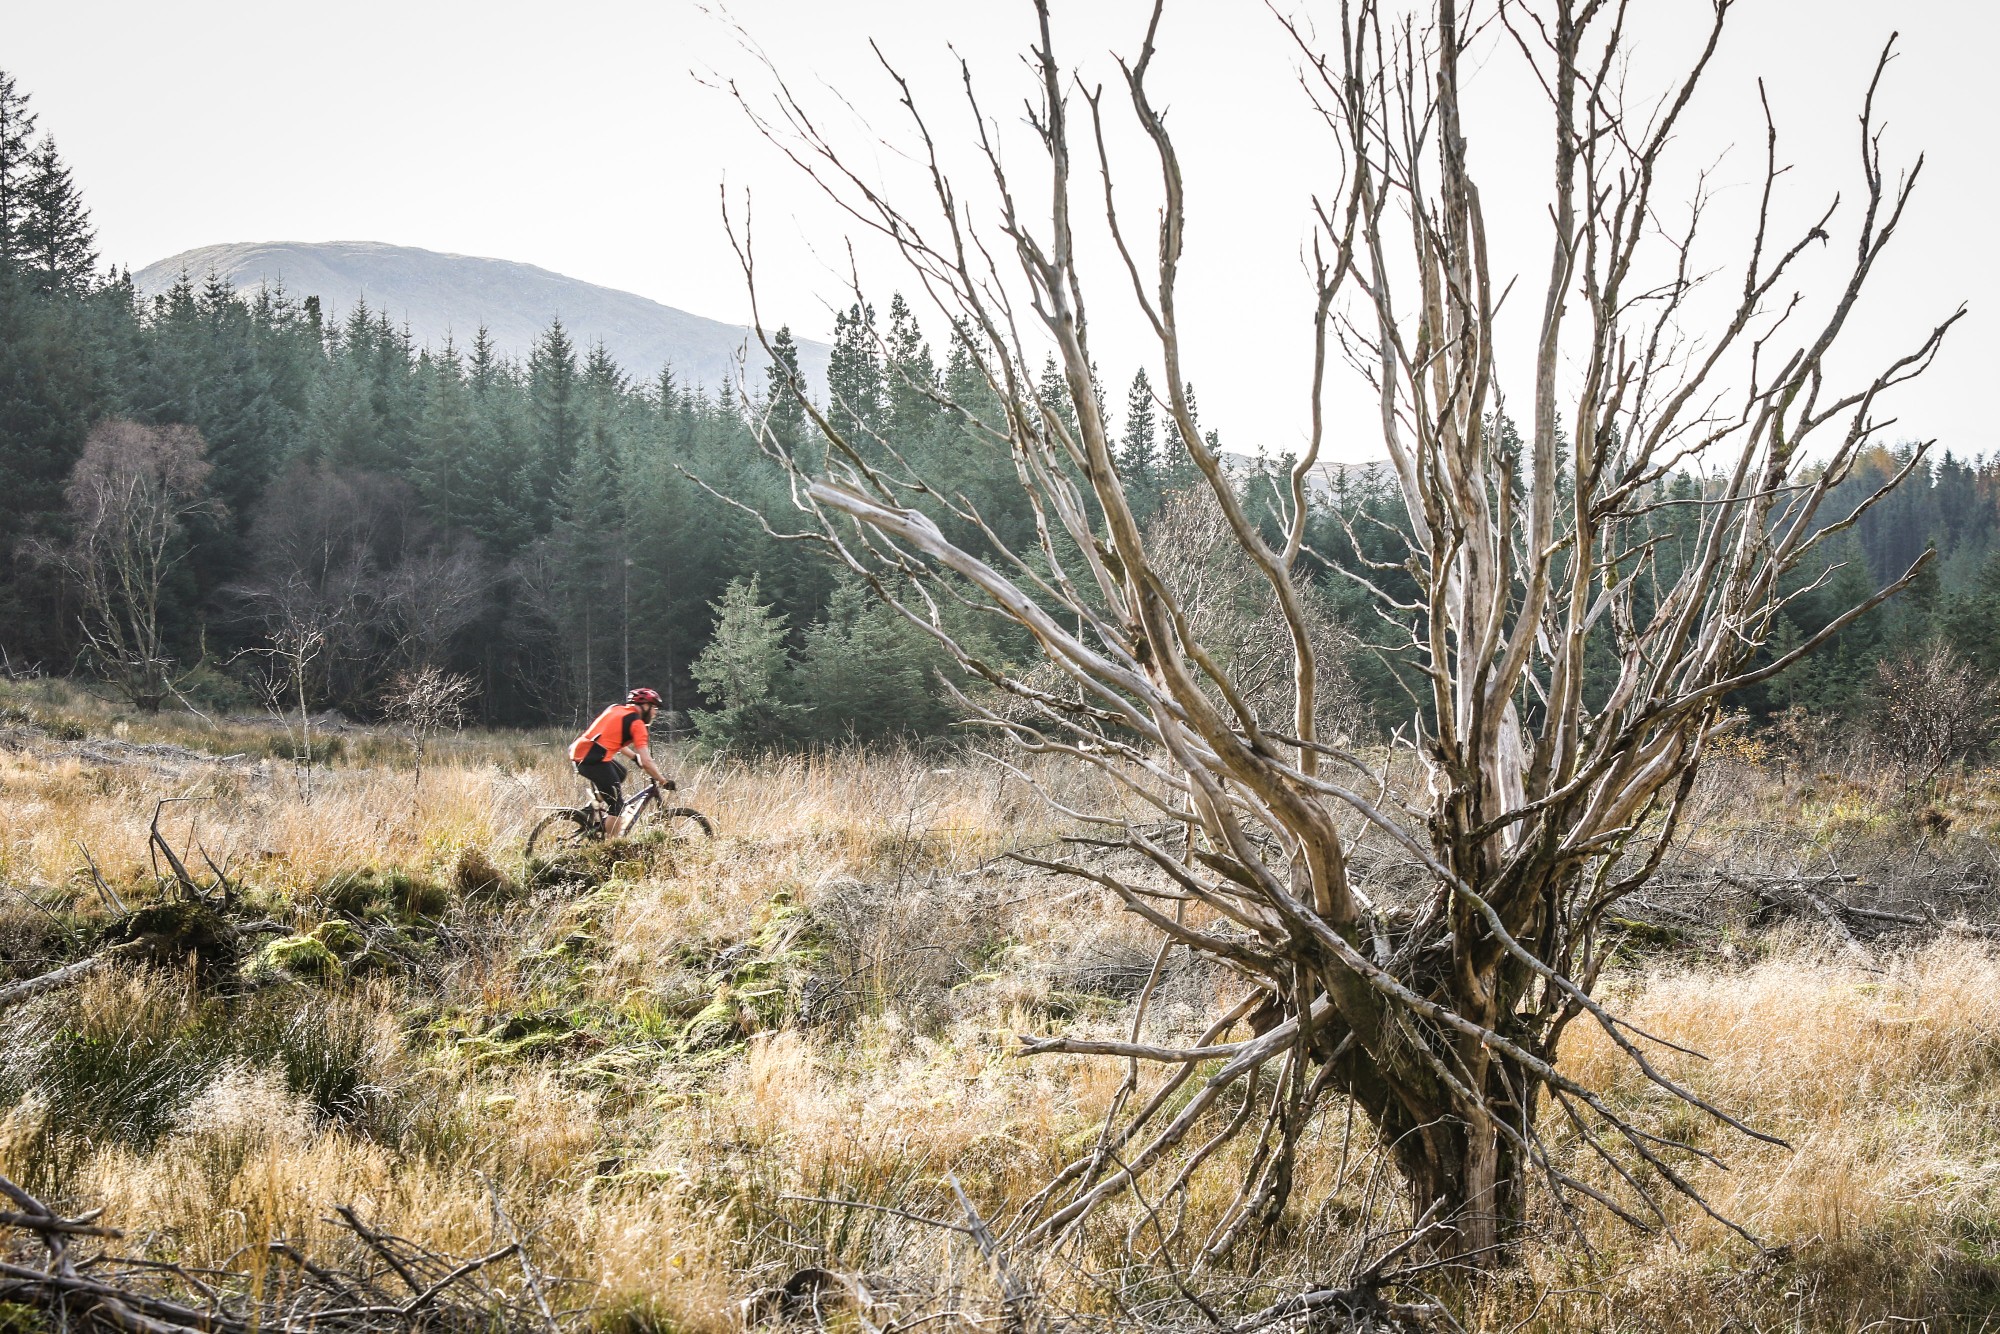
[527,808,599,858]
[626,802,714,840]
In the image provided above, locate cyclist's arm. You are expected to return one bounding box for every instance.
[623,742,668,787]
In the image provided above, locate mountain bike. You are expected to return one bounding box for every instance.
[526,778,713,858]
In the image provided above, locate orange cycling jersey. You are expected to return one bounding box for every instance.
[569,703,649,764]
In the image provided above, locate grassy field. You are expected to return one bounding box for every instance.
[4,679,2000,1331]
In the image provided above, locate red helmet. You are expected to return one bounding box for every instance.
[626,687,662,706]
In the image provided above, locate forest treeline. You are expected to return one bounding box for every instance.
[1,67,1995,751]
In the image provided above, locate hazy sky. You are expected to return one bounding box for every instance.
[11,1,1994,461]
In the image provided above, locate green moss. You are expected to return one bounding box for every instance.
[455,1010,596,1067]
[678,989,748,1053]
[667,894,831,1054]
[0,1300,50,1334]
[255,934,342,980]
[528,848,609,893]
[311,918,367,956]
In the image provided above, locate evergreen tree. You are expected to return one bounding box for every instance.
[413,342,474,530]
[468,324,505,393]
[1159,379,1205,491]
[582,339,627,396]
[793,580,953,743]
[690,575,800,750]
[462,327,532,552]
[826,300,884,443]
[1119,367,1158,496]
[1039,355,1078,440]
[526,317,580,529]
[760,325,808,460]
[298,303,384,470]
[18,136,93,292]
[0,71,37,266]
[884,293,938,447]
[550,418,627,704]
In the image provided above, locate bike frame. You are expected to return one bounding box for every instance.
[533,778,662,819]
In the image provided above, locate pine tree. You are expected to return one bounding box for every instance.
[550,418,627,703]
[760,325,809,461]
[468,324,505,393]
[1159,379,1204,492]
[884,293,938,447]
[526,317,579,529]
[690,575,800,750]
[1039,355,1077,439]
[826,300,884,443]
[942,321,994,421]
[793,579,953,743]
[0,71,38,267]
[413,341,474,529]
[363,309,420,470]
[1119,367,1158,497]
[298,301,387,470]
[463,327,531,552]
[582,339,627,396]
[18,136,93,292]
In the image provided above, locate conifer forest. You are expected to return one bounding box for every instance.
[2,60,1988,750]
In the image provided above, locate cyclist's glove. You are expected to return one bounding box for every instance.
[665,778,678,791]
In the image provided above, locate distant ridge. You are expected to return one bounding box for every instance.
[132,240,830,395]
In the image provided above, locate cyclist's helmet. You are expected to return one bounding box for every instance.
[626,687,663,706]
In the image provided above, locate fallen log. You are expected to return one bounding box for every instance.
[0,955,107,1008]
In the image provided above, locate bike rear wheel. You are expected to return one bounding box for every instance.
[527,808,599,858]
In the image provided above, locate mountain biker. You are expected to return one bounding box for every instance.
[568,687,674,837]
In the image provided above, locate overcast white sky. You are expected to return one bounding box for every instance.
[10,1,1994,461]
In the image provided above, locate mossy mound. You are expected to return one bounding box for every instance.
[526,848,608,894]
[98,899,239,980]
[251,933,343,981]
[454,1010,601,1067]
[451,844,520,904]
[311,918,368,956]
[0,1299,50,1334]
[676,893,828,1053]
[318,867,450,921]
[524,830,685,897]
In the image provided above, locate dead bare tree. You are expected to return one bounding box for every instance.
[38,420,220,711]
[724,0,1960,1261]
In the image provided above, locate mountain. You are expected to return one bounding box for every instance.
[131,241,830,395]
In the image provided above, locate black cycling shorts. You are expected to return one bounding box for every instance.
[574,758,628,815]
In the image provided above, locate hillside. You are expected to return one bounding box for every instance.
[132,240,831,394]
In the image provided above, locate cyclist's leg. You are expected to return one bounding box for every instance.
[602,760,630,835]
[574,760,627,834]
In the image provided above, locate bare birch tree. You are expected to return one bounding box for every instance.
[726,0,1961,1259]
[42,419,219,711]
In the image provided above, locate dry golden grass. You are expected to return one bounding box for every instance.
[5,693,2000,1330]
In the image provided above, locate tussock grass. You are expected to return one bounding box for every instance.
[4,697,2000,1328]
